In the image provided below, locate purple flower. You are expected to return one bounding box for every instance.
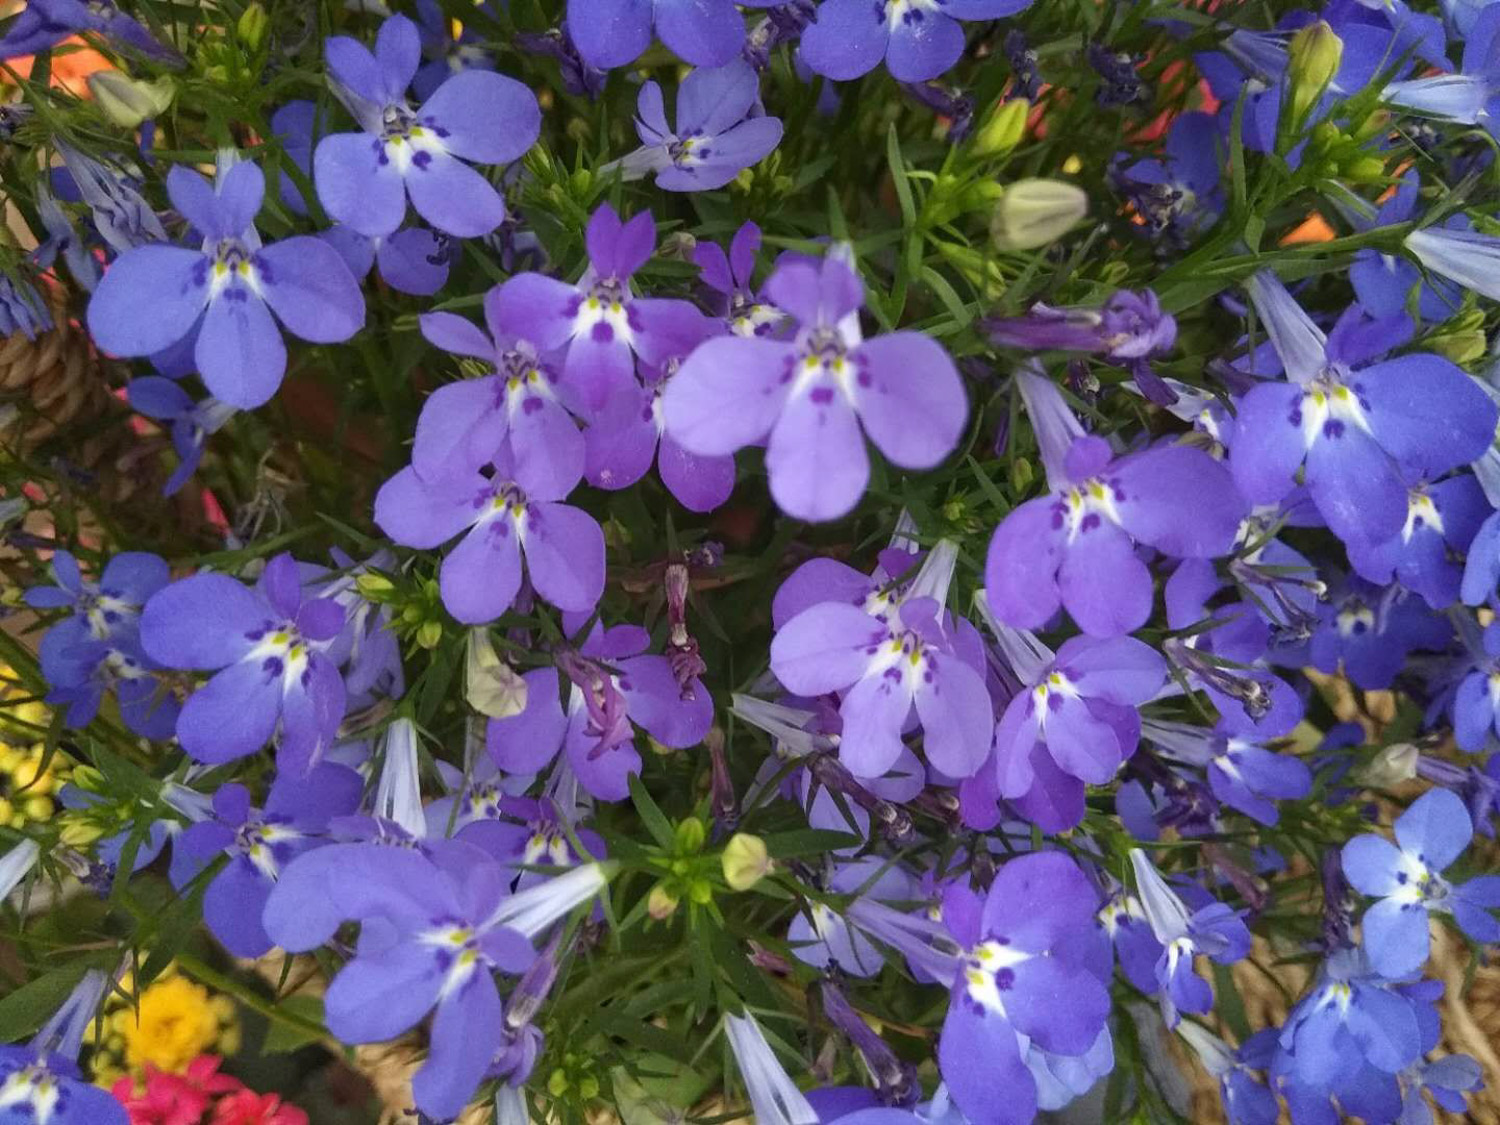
[374,442,604,625]
[1347,473,1487,610]
[1130,849,1250,1027]
[1303,577,1450,691]
[139,553,349,769]
[454,796,606,892]
[0,971,127,1125]
[1097,889,1163,994]
[615,61,783,191]
[934,853,1111,1125]
[126,376,238,497]
[413,0,498,100]
[486,620,713,800]
[1113,111,1223,244]
[990,630,1165,833]
[0,0,182,65]
[567,0,747,70]
[770,542,993,780]
[1142,719,1312,827]
[583,318,737,512]
[1178,1024,1278,1125]
[168,765,362,957]
[319,222,454,297]
[693,221,786,335]
[26,549,178,737]
[314,14,540,239]
[662,250,968,521]
[1232,270,1497,547]
[411,293,585,495]
[985,370,1244,638]
[1350,171,1464,322]
[788,856,914,976]
[265,849,607,1121]
[86,160,366,409]
[494,203,715,415]
[799,0,1033,82]
[55,140,166,256]
[1341,786,1500,977]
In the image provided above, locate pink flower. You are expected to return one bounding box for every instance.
[209,1089,309,1125]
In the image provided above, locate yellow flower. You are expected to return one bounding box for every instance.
[0,743,68,828]
[120,976,226,1075]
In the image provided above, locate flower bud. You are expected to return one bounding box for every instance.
[88,72,174,129]
[647,883,679,919]
[355,572,394,599]
[973,98,1028,157]
[236,3,269,50]
[465,629,529,719]
[416,620,442,649]
[673,816,706,855]
[990,179,1088,252]
[1287,22,1343,122]
[721,833,770,891]
[1360,742,1419,787]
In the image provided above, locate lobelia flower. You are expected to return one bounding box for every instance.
[270,100,455,298]
[582,312,737,511]
[514,24,607,100]
[494,203,715,415]
[1299,576,1450,692]
[54,141,167,256]
[723,1012,819,1125]
[1349,170,1464,321]
[1113,111,1224,245]
[455,796,606,892]
[567,0,748,70]
[1346,472,1488,610]
[769,541,993,781]
[32,186,100,292]
[140,553,349,770]
[314,14,541,239]
[1341,786,1500,977]
[1232,270,1497,547]
[0,0,182,64]
[412,0,498,100]
[613,61,783,191]
[86,159,366,409]
[409,291,585,495]
[265,848,608,1122]
[373,441,604,625]
[1141,719,1312,828]
[0,272,49,339]
[486,618,713,800]
[799,0,1034,83]
[1271,945,1427,1121]
[662,249,968,521]
[126,377,238,498]
[27,550,178,737]
[0,970,127,1125]
[984,367,1245,638]
[1177,1024,1278,1125]
[1129,849,1251,1028]
[693,221,786,336]
[932,852,1112,1125]
[167,765,361,958]
[1098,888,1163,994]
[986,616,1166,833]
[787,856,914,976]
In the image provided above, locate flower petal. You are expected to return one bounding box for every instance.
[854,331,967,469]
[420,70,541,164]
[87,245,209,359]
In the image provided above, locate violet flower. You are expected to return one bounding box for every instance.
[567,0,749,70]
[139,553,349,769]
[86,159,366,409]
[799,0,1034,82]
[126,376,238,497]
[0,0,182,65]
[663,249,968,521]
[314,14,541,239]
[693,221,786,335]
[0,970,127,1125]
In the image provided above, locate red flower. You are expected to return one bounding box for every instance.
[209,1090,309,1125]
[111,1055,249,1125]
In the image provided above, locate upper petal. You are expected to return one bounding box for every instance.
[854,331,967,469]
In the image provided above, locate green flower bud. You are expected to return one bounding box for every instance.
[674,816,706,855]
[990,179,1087,252]
[355,572,394,599]
[1287,22,1343,122]
[688,878,713,905]
[972,98,1028,157]
[415,620,442,649]
[236,3,269,50]
[721,833,770,890]
[88,73,175,129]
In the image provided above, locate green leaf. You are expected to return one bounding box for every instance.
[887,125,916,231]
[628,773,675,850]
[262,994,328,1053]
[0,959,99,1041]
[761,828,860,857]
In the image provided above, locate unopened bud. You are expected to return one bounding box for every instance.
[990,179,1087,252]
[236,3,269,50]
[465,629,529,718]
[721,833,770,891]
[88,72,174,128]
[647,883,679,919]
[674,816,706,855]
[973,98,1028,157]
[416,620,442,649]
[356,572,394,598]
[1360,742,1420,787]
[1287,22,1343,122]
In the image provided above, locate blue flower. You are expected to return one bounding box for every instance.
[314,15,540,240]
[1130,849,1250,1028]
[1341,786,1500,977]
[0,0,182,65]
[126,377,237,497]
[613,61,783,192]
[87,159,366,408]
[0,970,126,1124]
